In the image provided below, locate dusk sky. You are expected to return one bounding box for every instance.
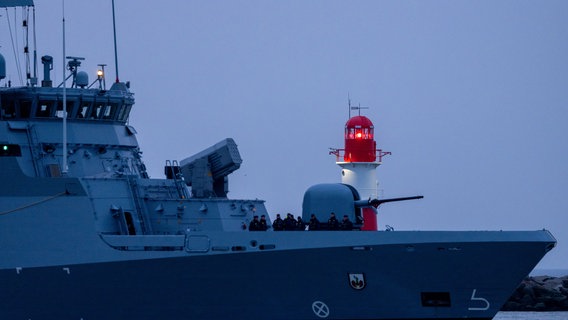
[2,1,567,270]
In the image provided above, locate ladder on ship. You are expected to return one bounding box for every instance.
[165,160,188,199]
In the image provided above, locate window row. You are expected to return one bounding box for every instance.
[0,97,132,122]
[345,127,374,140]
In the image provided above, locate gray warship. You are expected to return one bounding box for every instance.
[0,1,556,319]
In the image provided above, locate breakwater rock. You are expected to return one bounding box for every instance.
[502,276,568,311]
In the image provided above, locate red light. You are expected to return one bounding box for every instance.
[356,132,362,139]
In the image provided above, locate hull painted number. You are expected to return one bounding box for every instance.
[468,289,490,311]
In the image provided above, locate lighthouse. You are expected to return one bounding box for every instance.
[330,113,390,231]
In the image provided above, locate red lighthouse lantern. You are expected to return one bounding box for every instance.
[343,116,376,162]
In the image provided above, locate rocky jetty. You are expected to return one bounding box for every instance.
[502,275,568,311]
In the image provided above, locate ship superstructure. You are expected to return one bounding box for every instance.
[0,2,556,319]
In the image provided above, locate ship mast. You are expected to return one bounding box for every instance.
[61,0,68,174]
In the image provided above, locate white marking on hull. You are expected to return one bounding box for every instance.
[468,289,490,311]
[312,301,330,318]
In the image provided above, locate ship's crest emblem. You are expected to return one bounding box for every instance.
[348,273,366,290]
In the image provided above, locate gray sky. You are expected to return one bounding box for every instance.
[2,0,567,269]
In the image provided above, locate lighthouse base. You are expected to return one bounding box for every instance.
[361,207,378,231]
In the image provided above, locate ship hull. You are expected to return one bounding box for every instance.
[0,230,555,320]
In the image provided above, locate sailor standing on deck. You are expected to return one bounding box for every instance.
[284,213,296,231]
[296,216,305,231]
[273,214,284,231]
[249,216,261,231]
[340,215,353,231]
[328,212,339,230]
[259,215,268,231]
[308,214,320,231]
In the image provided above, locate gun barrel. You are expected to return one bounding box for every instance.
[355,195,424,208]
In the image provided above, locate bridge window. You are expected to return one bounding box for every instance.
[117,104,132,121]
[37,101,55,117]
[19,100,32,118]
[1,98,16,118]
[56,100,76,118]
[78,102,90,119]
[102,103,119,120]
[90,103,104,119]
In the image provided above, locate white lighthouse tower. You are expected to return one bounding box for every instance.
[330,112,390,231]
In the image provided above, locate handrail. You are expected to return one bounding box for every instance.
[329,148,391,163]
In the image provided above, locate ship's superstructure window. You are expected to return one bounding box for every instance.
[19,100,32,118]
[102,103,119,119]
[117,104,132,121]
[0,98,16,118]
[91,103,104,119]
[56,100,75,118]
[1,88,133,122]
[0,144,22,157]
[79,102,90,118]
[37,100,55,117]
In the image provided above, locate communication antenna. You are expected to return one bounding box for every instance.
[348,94,369,118]
[111,0,119,83]
[22,5,37,86]
[5,6,23,85]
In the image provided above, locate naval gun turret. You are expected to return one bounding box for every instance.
[179,138,242,198]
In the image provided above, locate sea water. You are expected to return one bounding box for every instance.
[494,312,568,319]
[530,269,568,277]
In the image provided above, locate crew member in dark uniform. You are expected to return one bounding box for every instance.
[308,214,320,231]
[328,212,339,230]
[296,216,305,231]
[249,215,260,231]
[340,215,353,231]
[284,213,296,231]
[273,214,284,231]
[259,215,268,231]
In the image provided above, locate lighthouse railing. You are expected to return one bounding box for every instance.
[329,148,391,163]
